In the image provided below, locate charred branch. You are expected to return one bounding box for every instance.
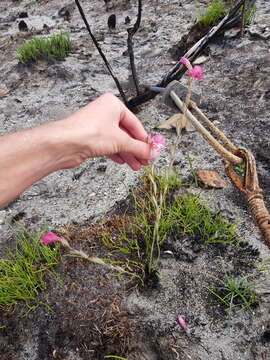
[127,0,142,95]
[74,0,127,104]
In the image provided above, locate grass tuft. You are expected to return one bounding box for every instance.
[0,226,61,310]
[17,31,70,64]
[206,272,257,314]
[101,172,239,281]
[198,0,227,27]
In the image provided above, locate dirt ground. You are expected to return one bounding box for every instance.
[0,0,270,359]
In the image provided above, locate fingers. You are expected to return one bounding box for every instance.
[107,154,125,164]
[107,153,149,170]
[120,107,148,142]
[120,135,160,161]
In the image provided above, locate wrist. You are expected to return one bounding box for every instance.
[49,115,97,170]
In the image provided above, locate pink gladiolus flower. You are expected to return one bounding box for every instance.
[41,231,62,245]
[177,315,190,331]
[151,134,166,151]
[188,66,204,80]
[180,57,192,70]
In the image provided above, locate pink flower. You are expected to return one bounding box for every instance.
[41,231,62,245]
[180,57,192,70]
[188,65,204,80]
[151,134,166,151]
[89,297,101,304]
[177,315,190,331]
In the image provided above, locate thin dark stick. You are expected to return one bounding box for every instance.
[127,0,246,108]
[127,0,142,95]
[74,0,127,104]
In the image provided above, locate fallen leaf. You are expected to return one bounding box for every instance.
[0,89,8,96]
[196,170,227,189]
[156,113,194,135]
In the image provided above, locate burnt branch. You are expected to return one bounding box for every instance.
[74,0,127,104]
[127,0,142,95]
[127,0,249,109]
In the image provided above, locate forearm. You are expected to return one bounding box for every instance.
[0,119,82,207]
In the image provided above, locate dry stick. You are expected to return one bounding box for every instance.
[127,0,246,109]
[74,0,127,105]
[127,0,142,95]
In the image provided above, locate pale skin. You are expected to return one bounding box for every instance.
[0,93,158,207]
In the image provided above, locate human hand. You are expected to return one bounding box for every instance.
[64,93,160,170]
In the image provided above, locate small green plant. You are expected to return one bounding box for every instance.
[243,4,256,25]
[206,273,257,313]
[199,0,227,27]
[101,171,239,281]
[0,226,61,310]
[17,32,70,64]
[235,163,245,176]
[171,194,238,244]
[257,257,270,272]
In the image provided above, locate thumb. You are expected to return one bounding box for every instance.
[122,137,160,160]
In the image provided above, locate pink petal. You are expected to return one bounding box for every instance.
[177,315,190,331]
[151,134,166,152]
[188,66,204,80]
[180,57,192,70]
[41,231,62,245]
[89,297,101,304]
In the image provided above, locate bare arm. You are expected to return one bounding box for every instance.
[0,93,158,207]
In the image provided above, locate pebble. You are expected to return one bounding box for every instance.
[193,55,208,65]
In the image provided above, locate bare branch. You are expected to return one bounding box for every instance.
[74,0,127,104]
[127,0,142,95]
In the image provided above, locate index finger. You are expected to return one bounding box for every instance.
[119,107,148,142]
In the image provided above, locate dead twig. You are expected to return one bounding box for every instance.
[74,0,127,104]
[127,0,142,95]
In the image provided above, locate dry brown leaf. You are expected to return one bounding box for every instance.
[196,170,227,189]
[156,113,193,135]
[0,89,8,96]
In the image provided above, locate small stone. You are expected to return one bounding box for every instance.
[225,28,240,39]
[193,55,208,65]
